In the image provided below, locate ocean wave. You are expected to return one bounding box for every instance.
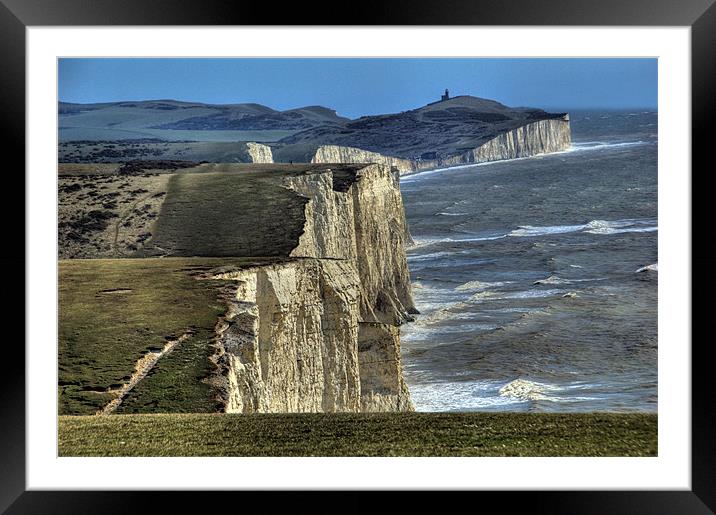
[401,149,574,184]
[508,218,657,238]
[410,302,479,326]
[635,263,658,273]
[436,211,470,216]
[407,251,458,262]
[499,379,561,401]
[570,140,648,150]
[508,224,585,237]
[451,234,507,243]
[408,380,526,411]
[468,288,566,303]
[533,275,569,285]
[455,280,508,292]
[406,378,608,411]
[583,219,658,235]
[503,289,566,299]
[400,140,651,184]
[407,237,443,250]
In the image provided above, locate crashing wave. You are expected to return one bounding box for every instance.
[583,219,658,235]
[455,280,507,292]
[635,263,658,273]
[508,224,585,237]
[498,379,560,401]
[508,218,657,238]
[533,275,569,285]
[436,211,470,216]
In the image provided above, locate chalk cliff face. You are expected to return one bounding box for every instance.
[203,164,416,413]
[431,118,571,169]
[245,142,274,164]
[284,164,416,325]
[211,259,363,413]
[310,117,571,174]
[58,163,416,413]
[311,145,416,174]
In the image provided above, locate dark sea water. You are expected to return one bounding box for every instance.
[399,110,658,412]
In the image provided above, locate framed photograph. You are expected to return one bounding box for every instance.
[4,0,711,512]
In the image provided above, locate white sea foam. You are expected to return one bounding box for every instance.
[407,237,443,250]
[455,280,508,292]
[401,140,651,184]
[407,378,604,411]
[508,224,586,237]
[635,263,658,273]
[570,140,648,150]
[451,234,507,243]
[533,275,569,285]
[502,289,566,299]
[436,211,470,216]
[468,288,566,303]
[407,251,457,262]
[499,379,561,401]
[409,298,487,326]
[408,380,525,411]
[583,219,658,235]
[508,218,657,238]
[422,219,658,250]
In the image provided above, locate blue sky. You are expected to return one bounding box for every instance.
[59,58,657,118]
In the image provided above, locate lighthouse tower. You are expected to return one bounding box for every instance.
[441,89,450,101]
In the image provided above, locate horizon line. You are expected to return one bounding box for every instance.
[57,97,658,113]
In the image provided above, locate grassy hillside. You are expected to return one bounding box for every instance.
[58,99,347,142]
[58,257,285,415]
[278,95,568,160]
[58,127,296,143]
[146,165,364,257]
[58,412,657,457]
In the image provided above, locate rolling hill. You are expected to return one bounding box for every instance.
[59,99,349,142]
[275,95,567,160]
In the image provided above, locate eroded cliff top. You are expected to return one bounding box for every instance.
[57,163,370,259]
[274,95,568,161]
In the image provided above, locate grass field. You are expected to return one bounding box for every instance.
[58,412,657,457]
[149,170,307,257]
[59,127,296,143]
[58,257,286,415]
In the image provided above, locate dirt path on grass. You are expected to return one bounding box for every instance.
[98,331,192,416]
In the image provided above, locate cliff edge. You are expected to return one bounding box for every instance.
[58,163,416,413]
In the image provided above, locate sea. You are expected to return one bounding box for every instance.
[399,110,658,413]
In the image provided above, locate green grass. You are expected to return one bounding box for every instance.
[58,257,283,415]
[147,165,366,258]
[58,127,296,143]
[58,412,657,457]
[148,170,309,257]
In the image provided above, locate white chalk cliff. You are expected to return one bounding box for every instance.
[210,164,416,413]
[310,116,572,174]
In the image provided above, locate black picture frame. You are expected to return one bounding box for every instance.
[2,1,711,512]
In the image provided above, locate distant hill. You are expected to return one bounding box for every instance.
[58,95,568,164]
[58,99,349,142]
[276,95,567,160]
